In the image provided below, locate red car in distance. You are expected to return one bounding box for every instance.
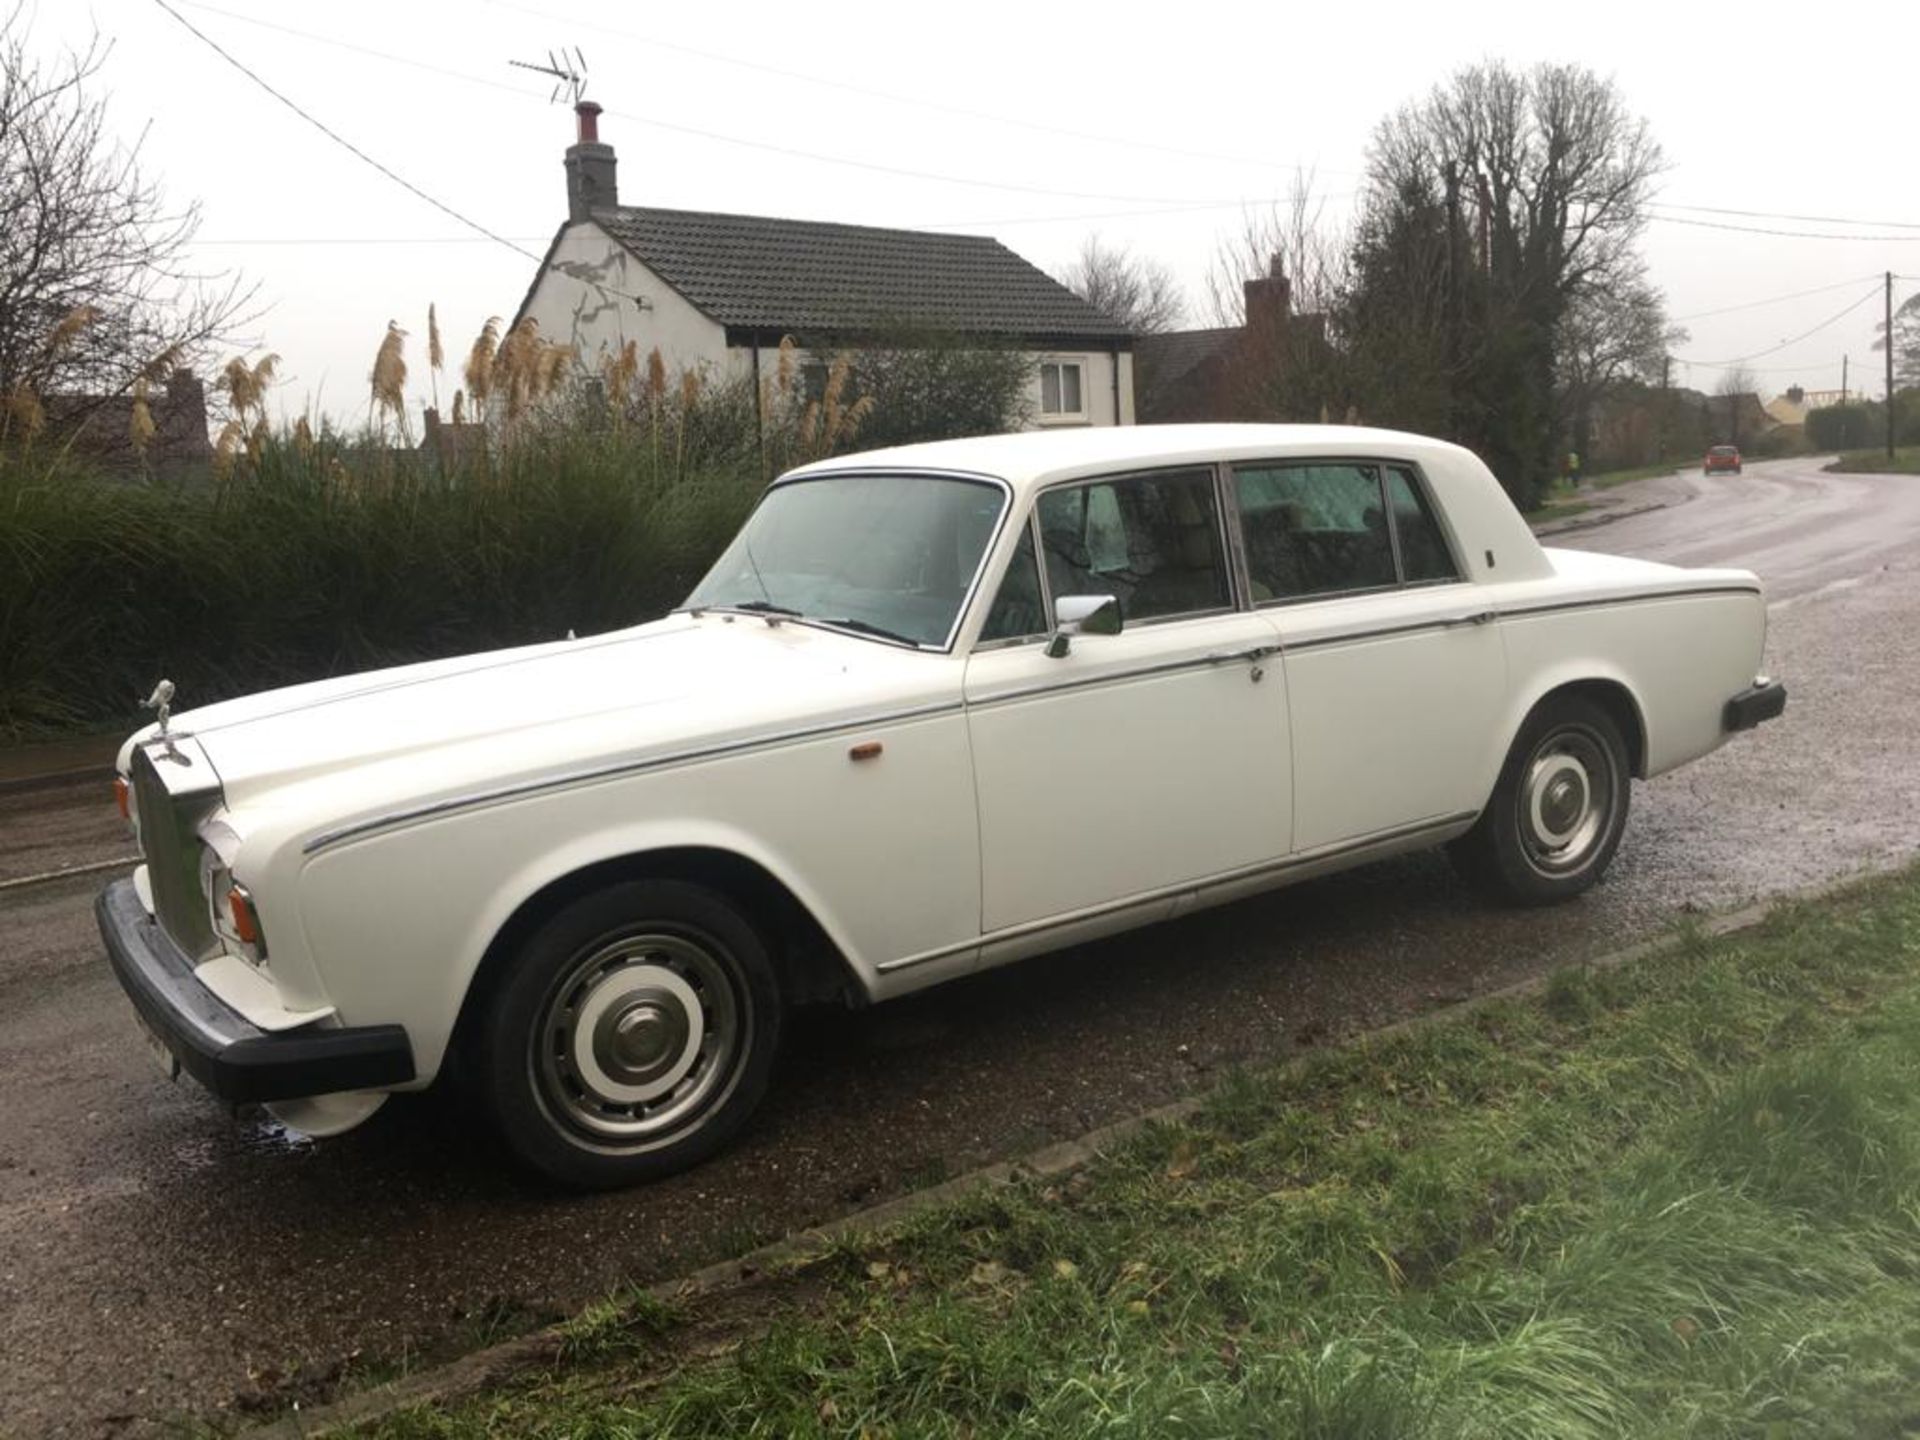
[1705,445,1743,475]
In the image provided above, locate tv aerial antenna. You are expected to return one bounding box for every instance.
[509,48,588,105]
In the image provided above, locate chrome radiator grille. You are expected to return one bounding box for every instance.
[130,745,220,960]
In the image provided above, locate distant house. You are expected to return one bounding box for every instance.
[39,370,212,478]
[514,103,1134,428]
[1763,388,1809,427]
[1134,258,1325,423]
[418,405,486,466]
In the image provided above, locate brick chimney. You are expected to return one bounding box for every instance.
[1242,254,1292,330]
[564,101,617,222]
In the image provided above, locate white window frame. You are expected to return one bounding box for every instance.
[1038,358,1088,422]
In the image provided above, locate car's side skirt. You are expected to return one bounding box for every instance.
[871,809,1479,999]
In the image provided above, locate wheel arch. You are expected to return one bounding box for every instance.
[449,845,866,1068]
[1510,673,1649,779]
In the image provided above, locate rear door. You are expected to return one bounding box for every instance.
[1231,458,1507,852]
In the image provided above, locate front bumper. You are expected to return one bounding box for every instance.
[1724,678,1787,732]
[97,878,413,1103]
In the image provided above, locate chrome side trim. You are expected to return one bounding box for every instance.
[965,647,1248,709]
[1278,584,1764,656]
[301,699,966,855]
[875,809,1479,974]
[1282,614,1488,654]
[1499,585,1760,622]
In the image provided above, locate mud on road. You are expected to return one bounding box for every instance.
[3,458,1917,1438]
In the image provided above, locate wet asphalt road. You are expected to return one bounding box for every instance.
[4,457,1919,1438]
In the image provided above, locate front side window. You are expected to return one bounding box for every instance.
[1039,360,1085,417]
[978,522,1047,643]
[683,474,1005,648]
[1036,468,1229,623]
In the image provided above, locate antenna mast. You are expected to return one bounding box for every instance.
[508,47,589,105]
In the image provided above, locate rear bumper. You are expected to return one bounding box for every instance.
[1724,678,1787,732]
[97,878,413,1103]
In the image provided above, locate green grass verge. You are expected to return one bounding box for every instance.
[1586,461,1681,489]
[1526,498,1594,527]
[1827,448,1920,476]
[361,868,1920,1439]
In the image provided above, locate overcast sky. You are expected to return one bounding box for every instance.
[36,0,1920,426]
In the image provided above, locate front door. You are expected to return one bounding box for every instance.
[964,466,1293,935]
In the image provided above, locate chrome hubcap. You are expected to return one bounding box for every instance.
[1518,726,1614,876]
[535,931,747,1147]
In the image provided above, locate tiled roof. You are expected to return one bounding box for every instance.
[1136,328,1237,388]
[589,206,1131,345]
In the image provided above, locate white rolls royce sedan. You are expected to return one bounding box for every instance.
[100,425,1785,1186]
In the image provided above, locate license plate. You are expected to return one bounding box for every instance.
[138,1014,181,1083]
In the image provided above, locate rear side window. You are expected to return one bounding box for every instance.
[1235,462,1459,600]
[1234,463,1395,600]
[1036,468,1230,623]
[1385,467,1459,584]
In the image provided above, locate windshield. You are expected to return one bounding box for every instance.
[682,473,1008,648]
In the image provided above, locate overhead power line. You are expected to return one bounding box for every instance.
[1670,274,1884,323]
[1674,284,1884,368]
[1656,201,1920,232]
[173,0,1283,211]
[1649,211,1920,243]
[478,0,1351,177]
[150,0,542,264]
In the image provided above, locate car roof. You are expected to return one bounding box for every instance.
[782,423,1481,497]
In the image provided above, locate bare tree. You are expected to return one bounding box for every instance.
[1055,235,1185,336]
[1203,175,1350,328]
[1716,364,1759,446]
[1873,292,1920,389]
[0,7,251,435]
[1557,262,1683,465]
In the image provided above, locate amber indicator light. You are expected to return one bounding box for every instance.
[227,888,261,945]
[113,775,130,821]
[848,741,884,762]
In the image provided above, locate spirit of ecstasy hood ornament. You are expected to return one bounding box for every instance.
[143,678,180,760]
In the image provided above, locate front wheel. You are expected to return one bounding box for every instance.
[1449,695,1631,906]
[474,879,782,1188]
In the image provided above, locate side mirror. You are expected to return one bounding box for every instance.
[1045,594,1121,659]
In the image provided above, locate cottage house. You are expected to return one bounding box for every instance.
[514,103,1134,428]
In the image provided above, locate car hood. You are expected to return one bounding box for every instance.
[133,615,953,808]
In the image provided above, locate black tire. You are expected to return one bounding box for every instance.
[473,879,782,1189]
[1448,694,1631,906]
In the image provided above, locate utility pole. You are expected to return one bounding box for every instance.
[1841,354,1848,406]
[1888,271,1898,462]
[1657,354,1670,463]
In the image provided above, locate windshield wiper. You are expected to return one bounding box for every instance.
[713,599,802,617]
[813,616,923,646]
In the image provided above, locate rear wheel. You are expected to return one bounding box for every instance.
[474,879,782,1188]
[1449,695,1631,906]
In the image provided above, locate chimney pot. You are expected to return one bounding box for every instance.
[563,104,617,222]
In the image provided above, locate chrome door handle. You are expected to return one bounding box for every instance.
[1446,611,1498,627]
[1205,644,1281,664]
